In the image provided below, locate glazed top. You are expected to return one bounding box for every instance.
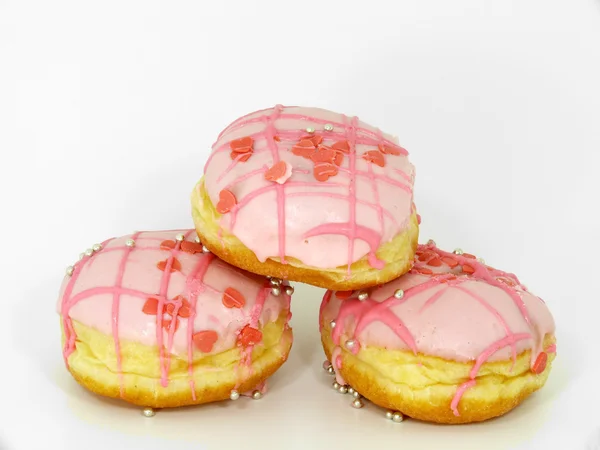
[202,105,416,271]
[58,230,291,393]
[321,243,556,364]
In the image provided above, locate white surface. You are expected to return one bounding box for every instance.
[1,1,600,449]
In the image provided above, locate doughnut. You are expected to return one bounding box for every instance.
[57,230,293,410]
[319,241,556,424]
[192,105,419,291]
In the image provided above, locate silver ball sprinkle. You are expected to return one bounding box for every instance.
[385,410,394,420]
[271,286,281,296]
[92,243,102,252]
[357,291,369,301]
[477,257,485,264]
[305,126,315,134]
[142,407,155,417]
[230,390,240,400]
[270,277,282,286]
[323,360,332,371]
[175,233,185,242]
[66,266,74,276]
[338,385,348,394]
[392,412,404,422]
[324,123,334,132]
[194,236,201,244]
[427,239,436,246]
[126,239,136,248]
[84,248,94,257]
[326,366,335,375]
[284,286,294,296]
[78,253,85,260]
[352,391,361,399]
[347,387,355,395]
[351,398,364,409]
[453,248,464,255]
[202,245,210,253]
[345,339,356,350]
[394,289,404,299]
[251,390,263,400]
[330,320,336,329]
[332,381,341,390]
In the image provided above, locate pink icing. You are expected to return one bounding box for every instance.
[58,230,292,400]
[320,242,556,417]
[202,105,416,270]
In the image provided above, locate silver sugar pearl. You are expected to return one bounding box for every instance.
[84,248,94,257]
[175,233,185,242]
[271,286,281,296]
[477,257,485,264]
[194,236,201,244]
[386,410,394,419]
[284,285,294,296]
[126,239,136,248]
[230,390,240,400]
[92,243,102,252]
[66,266,74,276]
[347,387,355,395]
[427,239,436,246]
[330,320,336,329]
[352,391,361,399]
[453,248,464,255]
[202,245,210,253]
[357,291,369,301]
[351,398,364,409]
[326,366,335,375]
[142,407,155,417]
[78,253,85,260]
[345,339,356,350]
[338,385,348,394]
[270,277,282,286]
[305,126,315,134]
[392,412,404,422]
[394,289,404,299]
[332,381,340,390]
[251,390,263,400]
[322,360,332,371]
[324,123,334,132]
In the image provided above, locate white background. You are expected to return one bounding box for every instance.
[1,1,600,449]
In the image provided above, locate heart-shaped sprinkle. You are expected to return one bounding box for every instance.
[156,257,182,273]
[238,325,263,347]
[301,135,323,147]
[362,150,385,167]
[180,241,203,254]
[193,330,219,353]
[273,135,281,142]
[162,317,180,332]
[313,162,338,182]
[496,276,517,287]
[413,266,433,275]
[311,146,337,164]
[142,297,160,315]
[332,140,350,153]
[378,143,408,156]
[216,189,237,214]
[223,287,246,308]
[462,253,476,259]
[292,139,316,159]
[462,264,475,274]
[230,136,254,152]
[333,152,344,166]
[532,352,548,374]
[427,257,442,267]
[441,256,459,268]
[231,151,252,162]
[165,303,176,315]
[336,290,353,299]
[160,240,176,250]
[265,161,291,184]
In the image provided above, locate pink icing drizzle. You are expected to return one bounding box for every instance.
[324,242,555,417]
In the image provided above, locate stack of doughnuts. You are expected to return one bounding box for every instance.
[57,105,555,424]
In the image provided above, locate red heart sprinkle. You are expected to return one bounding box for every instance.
[193,330,219,353]
[362,150,385,167]
[180,241,203,254]
[336,290,353,299]
[332,140,350,153]
[216,189,237,214]
[231,151,252,162]
[378,143,408,156]
[311,146,337,164]
[160,240,176,250]
[265,161,289,182]
[428,257,442,267]
[273,135,281,142]
[156,257,182,273]
[313,162,338,182]
[532,352,548,374]
[333,152,344,166]
[414,266,433,275]
[441,256,459,268]
[165,303,175,315]
[292,139,316,159]
[238,325,263,347]
[162,317,180,332]
[462,253,476,259]
[462,264,475,274]
[223,287,246,308]
[230,136,253,152]
[496,276,517,287]
[142,297,160,315]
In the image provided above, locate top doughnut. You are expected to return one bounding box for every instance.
[192,105,419,290]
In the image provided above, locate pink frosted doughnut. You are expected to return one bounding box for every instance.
[191,105,419,290]
[58,230,293,408]
[319,242,556,424]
